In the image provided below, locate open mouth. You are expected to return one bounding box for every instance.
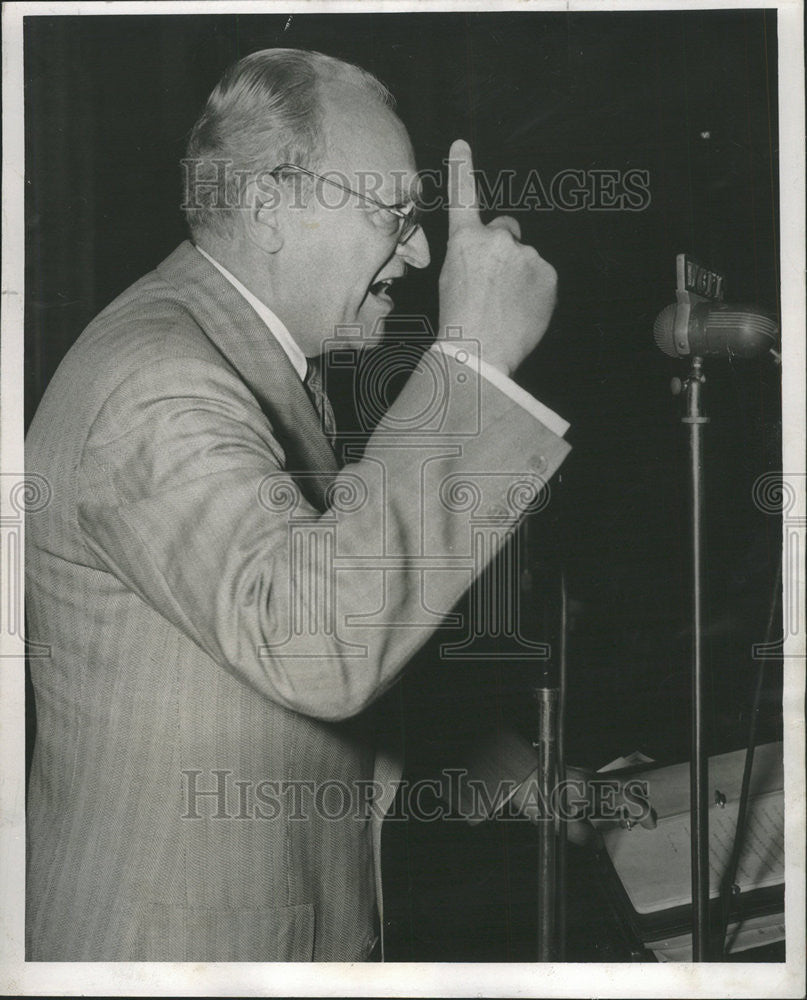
[369,277,397,303]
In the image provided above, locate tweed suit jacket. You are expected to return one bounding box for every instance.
[25,241,571,961]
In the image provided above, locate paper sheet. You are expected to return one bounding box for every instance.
[603,790,784,914]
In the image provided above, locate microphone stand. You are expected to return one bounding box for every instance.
[520,518,568,962]
[556,570,569,960]
[674,356,711,960]
[535,672,558,961]
[529,537,568,961]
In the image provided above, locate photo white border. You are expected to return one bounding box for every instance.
[2,1,804,996]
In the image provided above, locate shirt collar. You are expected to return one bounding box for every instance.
[194,244,308,381]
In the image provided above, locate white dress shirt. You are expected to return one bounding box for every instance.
[196,244,307,380]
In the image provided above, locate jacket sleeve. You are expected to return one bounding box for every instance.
[77,348,570,722]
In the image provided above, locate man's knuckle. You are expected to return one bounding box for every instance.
[533,256,557,284]
[489,228,515,253]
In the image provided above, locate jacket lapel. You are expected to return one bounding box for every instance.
[156,241,339,509]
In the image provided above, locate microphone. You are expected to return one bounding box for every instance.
[653,254,779,363]
[653,300,779,360]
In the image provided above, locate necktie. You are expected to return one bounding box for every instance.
[304,357,338,445]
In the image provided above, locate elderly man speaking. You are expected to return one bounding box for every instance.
[25,48,570,962]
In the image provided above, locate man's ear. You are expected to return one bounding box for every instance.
[245,176,285,254]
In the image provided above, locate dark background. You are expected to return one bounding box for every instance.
[24,10,782,961]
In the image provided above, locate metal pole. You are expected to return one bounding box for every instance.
[681,356,711,960]
[535,685,558,960]
[556,571,568,961]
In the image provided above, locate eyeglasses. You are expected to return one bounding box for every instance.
[270,163,421,245]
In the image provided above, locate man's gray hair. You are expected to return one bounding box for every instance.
[182,48,394,241]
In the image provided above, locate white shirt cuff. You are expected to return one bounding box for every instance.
[431,340,569,438]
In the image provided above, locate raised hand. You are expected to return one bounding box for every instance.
[438,139,558,377]
[510,764,658,848]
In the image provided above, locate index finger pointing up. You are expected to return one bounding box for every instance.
[447,139,481,235]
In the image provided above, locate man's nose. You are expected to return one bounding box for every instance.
[396,225,430,269]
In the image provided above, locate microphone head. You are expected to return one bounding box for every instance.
[653,303,680,357]
[653,300,779,359]
[699,303,779,358]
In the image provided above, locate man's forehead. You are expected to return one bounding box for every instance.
[321,83,418,199]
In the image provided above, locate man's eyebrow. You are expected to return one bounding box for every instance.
[389,174,423,206]
[410,180,424,205]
